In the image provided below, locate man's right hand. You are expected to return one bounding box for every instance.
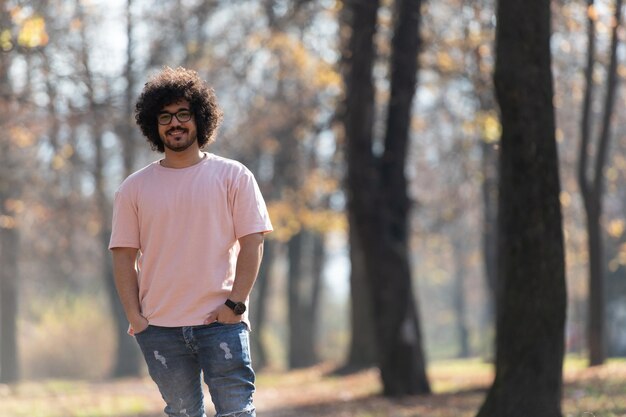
[130,315,149,335]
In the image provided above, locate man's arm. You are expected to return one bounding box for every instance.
[111,247,148,334]
[204,232,265,324]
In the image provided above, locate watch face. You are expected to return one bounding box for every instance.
[234,303,246,315]
[225,299,247,315]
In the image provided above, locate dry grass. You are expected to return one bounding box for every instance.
[20,295,116,380]
[1,358,625,417]
[256,358,626,417]
[255,360,489,417]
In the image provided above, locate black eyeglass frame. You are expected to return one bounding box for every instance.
[157,110,193,125]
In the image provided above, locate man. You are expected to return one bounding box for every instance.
[109,66,272,417]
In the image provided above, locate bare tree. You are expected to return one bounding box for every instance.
[0,5,19,382]
[467,1,499,349]
[74,0,142,377]
[120,0,137,179]
[344,0,430,396]
[108,0,143,377]
[234,2,338,369]
[287,230,324,368]
[577,0,623,367]
[0,103,21,382]
[338,2,377,373]
[451,229,471,358]
[0,1,42,383]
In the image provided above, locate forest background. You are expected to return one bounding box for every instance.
[0,0,625,401]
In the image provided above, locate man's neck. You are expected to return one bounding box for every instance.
[160,148,205,169]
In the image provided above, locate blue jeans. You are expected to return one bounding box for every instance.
[135,322,256,417]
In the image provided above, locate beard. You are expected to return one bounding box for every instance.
[161,127,197,152]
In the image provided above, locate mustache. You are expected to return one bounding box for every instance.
[166,127,187,135]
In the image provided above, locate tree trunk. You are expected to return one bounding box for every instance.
[577,0,622,367]
[452,237,470,359]
[341,213,377,372]
[481,141,498,300]
[0,17,19,383]
[76,0,142,377]
[287,230,320,368]
[344,0,430,396]
[109,0,143,377]
[338,1,377,374]
[0,222,19,383]
[585,199,604,365]
[122,0,136,179]
[309,232,324,338]
[468,5,499,354]
[480,139,498,357]
[101,220,142,377]
[95,117,142,377]
[476,0,566,415]
[250,239,274,369]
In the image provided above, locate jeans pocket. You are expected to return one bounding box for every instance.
[134,324,152,337]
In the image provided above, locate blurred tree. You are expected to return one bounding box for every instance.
[287,229,323,368]
[341,211,377,370]
[451,238,470,358]
[107,0,143,377]
[449,180,472,359]
[0,55,21,385]
[577,0,623,367]
[409,0,496,360]
[215,1,343,369]
[262,0,336,370]
[2,0,622,379]
[0,1,48,383]
[74,0,142,378]
[0,1,19,383]
[249,239,274,368]
[262,44,331,368]
[476,0,566,415]
[344,0,430,396]
[120,0,137,180]
[466,1,499,348]
[549,1,597,359]
[338,2,377,373]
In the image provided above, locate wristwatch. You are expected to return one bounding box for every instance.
[225,299,247,315]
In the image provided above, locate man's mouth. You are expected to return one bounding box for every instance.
[167,128,186,137]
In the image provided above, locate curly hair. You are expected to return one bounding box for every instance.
[135,67,223,152]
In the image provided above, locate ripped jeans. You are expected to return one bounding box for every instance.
[135,322,256,417]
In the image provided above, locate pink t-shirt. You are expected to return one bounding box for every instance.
[109,152,273,329]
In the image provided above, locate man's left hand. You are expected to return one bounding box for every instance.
[204,304,241,325]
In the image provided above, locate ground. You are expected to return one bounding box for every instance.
[1,358,625,417]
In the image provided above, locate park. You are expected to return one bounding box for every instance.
[1,0,625,416]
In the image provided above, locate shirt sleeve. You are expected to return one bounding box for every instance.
[109,183,141,250]
[231,168,273,239]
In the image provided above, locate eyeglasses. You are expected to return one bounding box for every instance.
[157,110,193,125]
